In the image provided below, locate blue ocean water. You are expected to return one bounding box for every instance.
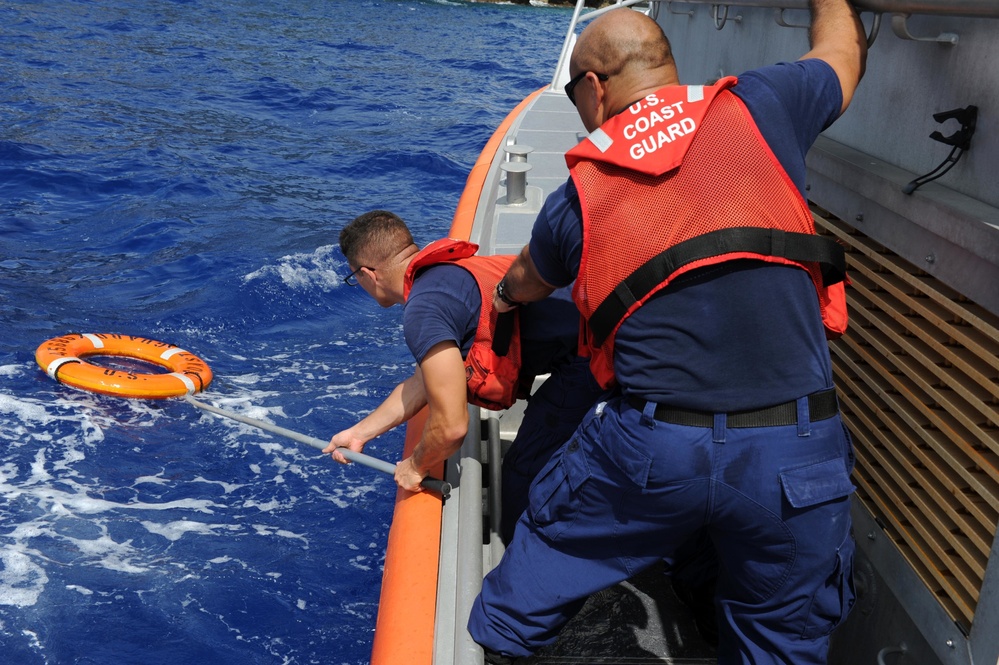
[0,1,568,663]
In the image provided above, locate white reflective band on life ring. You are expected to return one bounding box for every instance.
[161,347,186,360]
[45,356,80,380]
[83,333,105,348]
[169,372,197,394]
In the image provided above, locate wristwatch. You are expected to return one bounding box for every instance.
[495,279,522,307]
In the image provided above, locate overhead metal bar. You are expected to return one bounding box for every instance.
[552,0,998,90]
[657,0,999,19]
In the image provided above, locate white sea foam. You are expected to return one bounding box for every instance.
[0,547,48,607]
[313,481,382,509]
[65,530,149,574]
[243,498,283,512]
[0,391,245,608]
[191,476,243,494]
[251,524,307,545]
[15,478,222,516]
[0,393,55,424]
[141,520,240,542]
[242,245,344,290]
[134,474,171,486]
[350,555,371,571]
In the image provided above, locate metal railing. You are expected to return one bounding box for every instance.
[551,0,999,89]
[665,0,999,16]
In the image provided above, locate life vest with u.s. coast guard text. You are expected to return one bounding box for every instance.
[402,238,524,411]
[566,76,849,388]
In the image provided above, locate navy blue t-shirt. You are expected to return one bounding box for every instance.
[403,264,579,385]
[528,59,843,410]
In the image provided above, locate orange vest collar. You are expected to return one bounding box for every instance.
[566,77,738,176]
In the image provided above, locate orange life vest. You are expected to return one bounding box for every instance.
[567,78,848,388]
[402,238,523,411]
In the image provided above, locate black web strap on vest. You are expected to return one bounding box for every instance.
[492,311,515,357]
[588,227,847,347]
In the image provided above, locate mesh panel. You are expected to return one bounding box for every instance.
[458,254,522,410]
[574,92,822,354]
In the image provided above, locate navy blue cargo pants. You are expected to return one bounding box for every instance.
[500,355,606,545]
[469,394,856,664]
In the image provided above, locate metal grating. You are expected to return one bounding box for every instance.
[813,209,999,630]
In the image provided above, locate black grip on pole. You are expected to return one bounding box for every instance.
[420,477,451,500]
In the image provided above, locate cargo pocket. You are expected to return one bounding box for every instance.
[779,457,857,639]
[527,437,591,542]
[801,531,857,639]
[780,457,855,509]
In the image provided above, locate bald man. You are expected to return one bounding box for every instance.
[469,2,866,664]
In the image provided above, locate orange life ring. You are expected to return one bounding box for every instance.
[36,333,213,399]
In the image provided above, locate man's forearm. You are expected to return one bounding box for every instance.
[407,341,469,477]
[410,408,468,474]
[804,0,866,113]
[494,244,556,312]
[352,372,427,441]
[809,0,864,49]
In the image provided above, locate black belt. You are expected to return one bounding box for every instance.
[627,389,839,428]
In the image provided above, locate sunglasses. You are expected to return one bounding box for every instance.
[564,70,609,106]
[343,265,373,286]
[342,242,417,286]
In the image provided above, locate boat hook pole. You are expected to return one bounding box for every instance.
[183,395,451,499]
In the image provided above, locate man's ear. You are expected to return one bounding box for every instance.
[586,71,608,129]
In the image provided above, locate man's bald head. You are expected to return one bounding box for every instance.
[573,9,676,89]
[569,9,679,130]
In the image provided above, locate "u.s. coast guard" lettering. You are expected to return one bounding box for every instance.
[624,93,698,160]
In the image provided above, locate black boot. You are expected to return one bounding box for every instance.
[671,576,719,647]
[483,648,518,665]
